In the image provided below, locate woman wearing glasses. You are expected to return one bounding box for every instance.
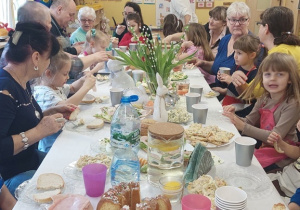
[191,2,264,86]
[70,6,96,44]
[113,1,152,42]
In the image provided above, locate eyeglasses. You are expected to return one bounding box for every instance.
[122,11,136,16]
[228,18,249,25]
[80,19,94,23]
[256,21,266,26]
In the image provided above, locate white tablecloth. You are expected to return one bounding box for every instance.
[14,68,285,210]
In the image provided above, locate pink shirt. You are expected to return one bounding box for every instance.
[186,45,216,84]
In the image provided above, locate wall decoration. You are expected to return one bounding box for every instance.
[144,0,155,4]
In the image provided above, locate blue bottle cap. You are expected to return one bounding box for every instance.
[121,95,139,103]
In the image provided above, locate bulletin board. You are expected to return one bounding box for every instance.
[196,0,214,9]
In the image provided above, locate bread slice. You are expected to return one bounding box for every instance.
[86,119,104,129]
[69,108,80,121]
[36,173,64,190]
[82,94,96,104]
[33,188,61,203]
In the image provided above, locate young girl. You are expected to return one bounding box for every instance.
[33,51,96,152]
[223,53,300,170]
[82,29,117,74]
[163,14,183,37]
[177,23,215,84]
[118,13,147,47]
[218,35,260,111]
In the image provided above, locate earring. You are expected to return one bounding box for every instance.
[34,66,39,71]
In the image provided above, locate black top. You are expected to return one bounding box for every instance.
[113,23,153,42]
[0,69,43,180]
[50,16,77,55]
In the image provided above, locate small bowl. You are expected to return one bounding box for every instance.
[159,176,183,203]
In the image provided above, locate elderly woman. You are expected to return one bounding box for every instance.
[113,1,152,42]
[232,6,300,96]
[70,6,96,44]
[0,22,74,195]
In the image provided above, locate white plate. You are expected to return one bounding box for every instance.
[64,118,105,134]
[187,126,235,149]
[203,91,220,98]
[63,161,83,180]
[216,163,273,200]
[15,179,74,204]
[90,138,113,155]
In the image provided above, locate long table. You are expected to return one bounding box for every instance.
[13,68,285,210]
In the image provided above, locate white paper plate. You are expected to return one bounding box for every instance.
[15,179,74,204]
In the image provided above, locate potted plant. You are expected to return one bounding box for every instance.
[115,27,194,94]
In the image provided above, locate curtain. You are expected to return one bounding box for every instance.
[0,0,15,29]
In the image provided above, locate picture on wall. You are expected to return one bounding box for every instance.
[144,0,155,4]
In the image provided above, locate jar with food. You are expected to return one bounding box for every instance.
[147,122,184,186]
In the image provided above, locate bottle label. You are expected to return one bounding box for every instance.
[111,129,140,148]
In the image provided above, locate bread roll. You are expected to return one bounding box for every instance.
[274,142,284,154]
[82,94,96,104]
[86,119,104,129]
[37,173,64,190]
[272,203,286,210]
[69,108,80,121]
[33,189,61,204]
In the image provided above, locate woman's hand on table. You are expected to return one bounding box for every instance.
[116,25,126,35]
[36,113,65,137]
[231,70,247,87]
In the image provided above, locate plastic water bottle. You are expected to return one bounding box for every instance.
[110,95,140,153]
[110,145,140,186]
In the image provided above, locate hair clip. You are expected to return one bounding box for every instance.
[12,31,23,45]
[282,31,292,35]
[91,29,96,37]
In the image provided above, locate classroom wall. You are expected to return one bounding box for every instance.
[100,0,245,30]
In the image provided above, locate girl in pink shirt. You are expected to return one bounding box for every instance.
[178,23,215,84]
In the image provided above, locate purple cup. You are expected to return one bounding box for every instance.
[82,163,107,197]
[182,194,211,210]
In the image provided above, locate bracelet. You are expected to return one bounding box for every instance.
[20,132,29,150]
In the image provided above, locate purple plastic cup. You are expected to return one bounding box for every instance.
[82,163,107,197]
[182,194,211,210]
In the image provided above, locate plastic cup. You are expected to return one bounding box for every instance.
[219,67,231,75]
[129,43,137,51]
[132,70,144,84]
[177,82,190,96]
[82,163,107,197]
[119,46,127,52]
[159,176,183,203]
[182,194,211,210]
[192,104,208,124]
[110,88,124,106]
[185,93,200,113]
[190,84,203,95]
[235,137,257,167]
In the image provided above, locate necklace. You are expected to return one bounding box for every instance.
[7,68,41,120]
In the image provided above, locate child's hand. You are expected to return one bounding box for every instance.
[94,51,109,62]
[231,70,247,87]
[220,74,233,84]
[82,74,96,90]
[212,87,227,95]
[223,105,235,114]
[111,37,119,48]
[267,131,281,145]
[222,111,245,131]
[297,120,300,131]
[73,41,85,55]
[181,41,193,49]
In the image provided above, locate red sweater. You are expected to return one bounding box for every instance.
[119,32,146,47]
